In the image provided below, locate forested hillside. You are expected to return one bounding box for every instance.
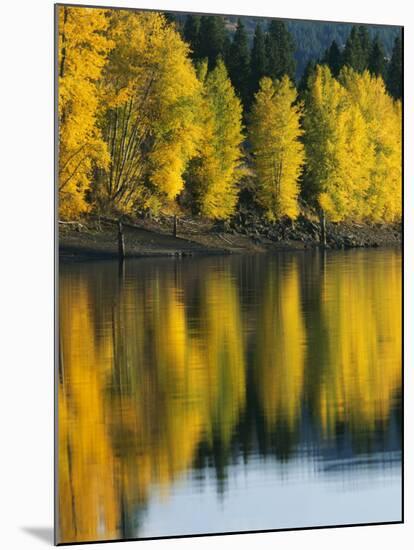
[173,13,401,78]
[286,19,400,77]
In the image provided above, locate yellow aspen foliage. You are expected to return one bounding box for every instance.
[303,65,355,221]
[190,59,244,219]
[316,99,374,221]
[333,102,374,220]
[304,65,401,223]
[339,68,402,222]
[249,76,305,220]
[95,11,202,213]
[58,6,113,218]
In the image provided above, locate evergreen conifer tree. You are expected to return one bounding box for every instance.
[323,40,342,77]
[183,14,201,60]
[358,25,372,68]
[227,18,251,108]
[223,35,232,66]
[198,16,227,69]
[249,23,267,99]
[368,35,387,78]
[298,59,317,94]
[387,35,402,99]
[265,20,296,81]
[342,25,371,73]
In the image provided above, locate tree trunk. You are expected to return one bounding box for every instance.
[59,7,68,78]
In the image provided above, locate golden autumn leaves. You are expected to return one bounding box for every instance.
[304,66,402,223]
[250,76,305,220]
[58,7,113,216]
[58,7,402,223]
[59,8,201,217]
[58,7,242,219]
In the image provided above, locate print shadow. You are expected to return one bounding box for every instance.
[22,527,54,545]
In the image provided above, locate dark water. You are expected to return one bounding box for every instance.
[57,249,402,543]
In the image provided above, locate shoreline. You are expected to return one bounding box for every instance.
[59,215,401,261]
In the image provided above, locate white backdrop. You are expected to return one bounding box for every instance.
[0,0,411,548]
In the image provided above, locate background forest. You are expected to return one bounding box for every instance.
[58,7,402,226]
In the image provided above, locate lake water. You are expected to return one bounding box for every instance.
[57,249,402,543]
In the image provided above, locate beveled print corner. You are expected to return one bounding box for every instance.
[56,4,403,544]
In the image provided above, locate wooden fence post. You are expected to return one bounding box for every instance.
[173,215,177,237]
[320,209,326,248]
[118,220,125,259]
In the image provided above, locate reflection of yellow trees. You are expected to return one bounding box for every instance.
[108,268,246,499]
[59,276,118,543]
[111,280,207,500]
[254,258,306,430]
[200,270,246,447]
[59,264,246,542]
[58,252,401,542]
[318,251,401,435]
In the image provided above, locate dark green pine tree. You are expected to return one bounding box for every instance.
[227,18,251,108]
[342,25,371,72]
[265,20,296,82]
[387,35,402,99]
[298,59,316,94]
[183,15,201,60]
[198,16,228,69]
[358,25,372,69]
[164,12,177,25]
[249,23,267,98]
[323,40,342,77]
[368,35,387,78]
[223,35,232,67]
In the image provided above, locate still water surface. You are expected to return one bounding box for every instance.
[58,249,402,543]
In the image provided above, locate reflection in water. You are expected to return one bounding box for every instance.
[255,260,306,439]
[58,250,402,543]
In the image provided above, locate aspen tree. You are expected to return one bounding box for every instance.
[96,11,202,214]
[249,76,305,220]
[58,6,113,218]
[303,65,356,221]
[340,68,402,221]
[190,59,244,219]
